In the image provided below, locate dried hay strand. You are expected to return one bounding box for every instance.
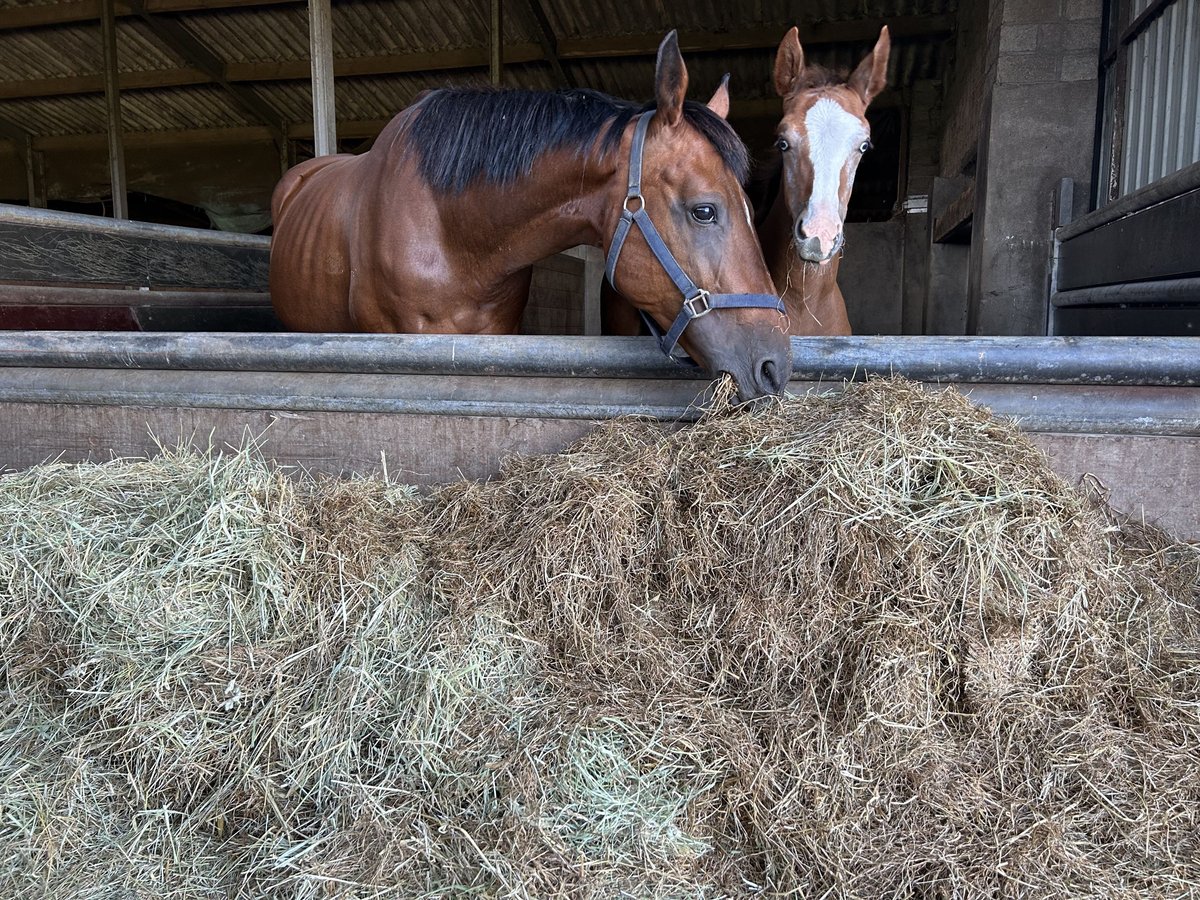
[1,377,1198,899]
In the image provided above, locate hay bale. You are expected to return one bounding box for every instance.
[1,379,1197,898]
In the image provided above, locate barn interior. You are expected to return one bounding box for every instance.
[0,0,1196,337]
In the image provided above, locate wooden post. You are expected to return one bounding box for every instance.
[308,0,337,156]
[26,138,46,209]
[490,0,503,86]
[100,0,127,219]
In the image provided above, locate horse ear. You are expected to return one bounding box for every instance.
[653,30,688,128]
[849,25,890,105]
[706,73,731,119]
[773,27,804,98]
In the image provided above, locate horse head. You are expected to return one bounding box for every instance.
[772,25,890,264]
[604,32,791,402]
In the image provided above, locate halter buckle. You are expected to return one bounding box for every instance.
[683,289,712,318]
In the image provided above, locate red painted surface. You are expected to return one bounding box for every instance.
[0,305,141,331]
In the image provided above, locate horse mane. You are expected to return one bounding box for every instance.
[404,86,750,194]
[746,153,783,227]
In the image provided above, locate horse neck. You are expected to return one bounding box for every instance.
[431,147,618,272]
[758,171,850,336]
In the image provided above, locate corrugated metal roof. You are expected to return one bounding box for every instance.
[0,20,185,82]
[0,0,957,138]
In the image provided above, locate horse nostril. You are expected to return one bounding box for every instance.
[760,358,785,395]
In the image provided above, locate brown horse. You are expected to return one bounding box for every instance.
[270,32,790,401]
[756,25,890,335]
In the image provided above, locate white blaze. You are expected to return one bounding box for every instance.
[801,98,865,232]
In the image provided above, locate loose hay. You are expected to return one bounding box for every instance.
[1,378,1197,898]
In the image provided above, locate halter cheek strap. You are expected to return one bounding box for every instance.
[604,111,785,365]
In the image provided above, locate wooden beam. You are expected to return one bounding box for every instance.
[308,0,336,155]
[226,43,544,82]
[553,16,955,58]
[101,0,128,219]
[0,0,299,31]
[0,16,953,102]
[0,68,208,101]
[125,0,289,138]
[32,118,389,151]
[524,0,574,88]
[490,0,503,86]
[28,90,913,152]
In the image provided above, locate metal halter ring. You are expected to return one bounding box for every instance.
[683,289,712,319]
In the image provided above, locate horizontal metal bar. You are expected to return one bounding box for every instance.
[1052,277,1200,307]
[1058,159,1200,240]
[0,333,1197,386]
[2,369,1197,435]
[0,202,270,250]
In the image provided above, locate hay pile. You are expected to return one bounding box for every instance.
[1,379,1198,899]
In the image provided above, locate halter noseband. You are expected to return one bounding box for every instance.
[604,111,785,365]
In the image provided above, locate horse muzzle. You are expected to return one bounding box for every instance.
[795,231,844,263]
[689,316,793,403]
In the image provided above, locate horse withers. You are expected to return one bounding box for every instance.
[270,32,790,402]
[756,26,891,335]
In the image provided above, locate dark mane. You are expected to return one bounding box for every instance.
[746,153,783,226]
[404,86,750,194]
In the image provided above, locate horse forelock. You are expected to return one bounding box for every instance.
[401,86,750,195]
[788,63,852,96]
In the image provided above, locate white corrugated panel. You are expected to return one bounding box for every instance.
[1119,0,1200,195]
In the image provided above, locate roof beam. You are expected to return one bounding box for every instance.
[124,0,288,138]
[0,15,952,102]
[0,0,300,31]
[29,94,906,151]
[524,0,575,88]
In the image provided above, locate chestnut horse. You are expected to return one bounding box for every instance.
[756,25,890,335]
[605,26,890,339]
[270,32,790,401]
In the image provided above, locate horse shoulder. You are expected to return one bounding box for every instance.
[271,154,353,223]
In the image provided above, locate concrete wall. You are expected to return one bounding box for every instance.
[968,0,1103,335]
[924,0,1103,336]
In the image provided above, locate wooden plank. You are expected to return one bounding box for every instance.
[0,401,599,485]
[490,0,503,86]
[0,401,1195,540]
[0,0,298,31]
[525,0,574,88]
[101,0,128,220]
[1030,432,1200,540]
[0,284,269,307]
[0,221,269,289]
[0,68,209,101]
[1057,188,1200,289]
[308,0,337,156]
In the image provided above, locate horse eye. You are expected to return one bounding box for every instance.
[691,204,717,224]
[859,140,873,153]
[775,138,790,152]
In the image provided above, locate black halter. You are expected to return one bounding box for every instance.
[604,111,785,365]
